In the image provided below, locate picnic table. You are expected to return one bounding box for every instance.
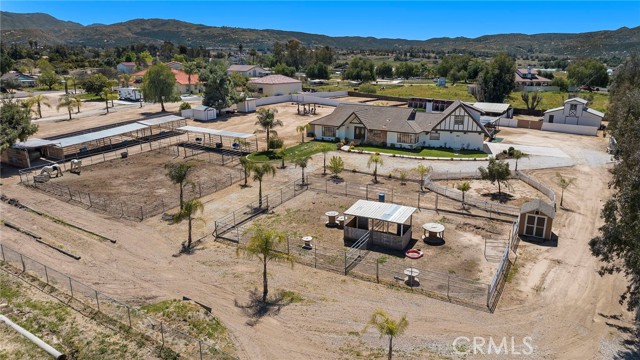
[422,223,445,239]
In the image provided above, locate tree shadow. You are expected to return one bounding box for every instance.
[481,192,514,203]
[234,289,293,327]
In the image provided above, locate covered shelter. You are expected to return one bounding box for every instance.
[1,138,58,168]
[344,200,417,251]
[137,115,186,133]
[48,123,149,160]
[177,126,258,152]
[518,199,555,240]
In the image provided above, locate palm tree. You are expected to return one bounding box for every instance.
[249,48,258,63]
[456,181,471,208]
[294,156,311,185]
[276,144,288,169]
[238,224,292,303]
[296,124,310,143]
[101,87,118,114]
[363,310,409,360]
[165,163,193,208]
[71,94,83,113]
[416,164,433,191]
[556,173,575,207]
[30,94,51,118]
[252,163,276,208]
[56,95,78,121]
[254,108,283,150]
[239,157,254,187]
[173,198,204,250]
[183,62,198,93]
[512,150,526,171]
[367,153,384,183]
[122,73,131,87]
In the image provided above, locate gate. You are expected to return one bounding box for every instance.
[344,230,370,274]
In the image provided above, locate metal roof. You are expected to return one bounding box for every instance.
[54,123,148,148]
[192,105,214,111]
[472,102,511,114]
[13,138,58,149]
[177,126,255,139]
[137,115,185,126]
[344,200,417,224]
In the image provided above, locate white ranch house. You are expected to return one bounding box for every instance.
[542,97,604,135]
[247,74,302,96]
[227,65,268,77]
[310,101,490,151]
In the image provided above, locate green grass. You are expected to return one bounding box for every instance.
[279,290,304,303]
[353,145,487,158]
[247,141,336,162]
[508,91,609,112]
[378,83,476,101]
[141,299,228,341]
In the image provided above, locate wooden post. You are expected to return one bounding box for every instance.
[68,186,73,200]
[435,194,439,210]
[140,206,143,220]
[366,184,369,200]
[69,277,74,298]
[417,192,421,209]
[127,307,132,327]
[0,244,4,262]
[160,322,165,346]
[95,290,100,311]
[44,266,49,284]
[19,254,25,272]
[88,193,92,207]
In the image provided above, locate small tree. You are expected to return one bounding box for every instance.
[239,157,254,187]
[238,224,293,303]
[252,163,276,208]
[28,94,51,118]
[512,150,526,171]
[56,95,79,121]
[173,198,204,250]
[296,124,310,143]
[456,181,471,208]
[416,164,433,191]
[182,61,198,93]
[556,173,576,207]
[521,91,544,114]
[294,156,311,185]
[367,153,384,183]
[363,310,409,360]
[100,87,118,114]
[164,163,193,208]
[37,70,59,90]
[0,97,38,152]
[254,108,283,150]
[71,94,82,113]
[478,157,510,194]
[276,144,288,169]
[328,156,344,178]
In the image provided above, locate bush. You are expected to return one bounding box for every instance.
[334,137,341,143]
[389,143,396,148]
[179,102,191,110]
[415,146,422,151]
[508,146,515,156]
[358,83,377,94]
[381,141,387,147]
[268,137,284,149]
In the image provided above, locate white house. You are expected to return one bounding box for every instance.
[542,97,604,135]
[247,75,302,96]
[310,101,490,151]
[116,62,136,74]
[227,65,268,77]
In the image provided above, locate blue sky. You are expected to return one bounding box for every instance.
[2,1,639,40]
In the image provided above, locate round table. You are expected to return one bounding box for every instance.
[422,223,445,239]
[325,211,339,226]
[302,236,313,249]
[404,268,420,287]
[336,216,345,229]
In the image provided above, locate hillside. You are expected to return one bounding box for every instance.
[1,11,639,57]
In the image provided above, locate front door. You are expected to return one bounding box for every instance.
[524,214,546,238]
[354,126,366,141]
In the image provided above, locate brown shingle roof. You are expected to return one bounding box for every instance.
[247,74,300,85]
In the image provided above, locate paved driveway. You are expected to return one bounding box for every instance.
[485,142,570,158]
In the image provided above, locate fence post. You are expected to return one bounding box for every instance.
[199,341,203,360]
[366,184,369,200]
[44,265,49,284]
[417,192,421,210]
[199,182,202,198]
[447,274,450,300]
[266,195,269,208]
[345,182,348,196]
[88,192,92,207]
[314,245,317,269]
[69,277,74,298]
[487,284,491,308]
[229,173,232,186]
[68,186,73,200]
[121,203,125,218]
[160,322,165,347]
[435,194,439,210]
[127,307,132,328]
[95,290,100,311]
[326,180,328,193]
[161,199,165,213]
[140,206,144,220]
[19,254,25,272]
[391,188,394,203]
[287,236,290,254]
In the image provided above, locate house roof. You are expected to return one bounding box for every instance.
[1,71,36,81]
[132,68,200,85]
[565,97,588,104]
[118,62,136,66]
[520,199,555,219]
[192,105,214,111]
[514,72,552,83]
[228,65,260,72]
[13,138,58,149]
[344,199,416,224]
[585,108,605,118]
[544,106,564,114]
[471,102,511,114]
[247,74,300,85]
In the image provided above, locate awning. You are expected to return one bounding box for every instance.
[344,200,416,224]
[137,115,185,126]
[53,123,148,148]
[177,126,255,139]
[13,138,58,149]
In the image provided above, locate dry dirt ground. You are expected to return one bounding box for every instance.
[1,99,636,359]
[434,178,543,208]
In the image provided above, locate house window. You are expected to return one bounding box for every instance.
[548,115,554,123]
[396,133,417,144]
[429,132,440,140]
[322,126,336,138]
[569,104,577,116]
[453,115,464,126]
[525,214,547,238]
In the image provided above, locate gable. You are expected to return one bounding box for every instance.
[432,105,484,133]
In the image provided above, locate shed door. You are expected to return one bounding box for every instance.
[525,214,546,238]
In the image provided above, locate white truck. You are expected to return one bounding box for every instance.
[118,87,142,101]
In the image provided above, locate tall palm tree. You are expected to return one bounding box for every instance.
[238,224,292,303]
[556,173,576,207]
[101,87,118,114]
[239,157,254,187]
[294,156,311,185]
[296,124,310,143]
[56,95,78,121]
[363,310,409,360]
[254,108,283,150]
[183,62,198,93]
[71,94,83,113]
[252,163,276,208]
[367,153,384,183]
[172,198,204,250]
[165,163,194,208]
[30,94,51,118]
[416,164,433,191]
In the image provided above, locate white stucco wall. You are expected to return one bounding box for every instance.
[251,82,302,96]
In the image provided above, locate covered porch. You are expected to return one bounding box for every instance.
[343,200,417,251]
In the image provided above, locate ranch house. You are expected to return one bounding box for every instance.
[247,75,302,96]
[543,97,604,128]
[309,101,491,151]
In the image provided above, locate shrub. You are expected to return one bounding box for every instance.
[389,143,396,149]
[359,83,377,94]
[415,146,422,151]
[352,168,357,173]
[179,102,191,110]
[381,141,387,147]
[334,137,341,143]
[508,146,515,156]
[268,137,284,149]
[388,173,392,178]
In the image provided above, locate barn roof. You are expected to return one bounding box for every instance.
[520,199,555,219]
[345,200,416,224]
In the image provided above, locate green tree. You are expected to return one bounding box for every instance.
[56,94,79,121]
[306,62,329,80]
[589,55,640,311]
[512,150,526,171]
[293,156,311,185]
[478,157,510,194]
[343,56,376,82]
[82,74,110,95]
[100,88,117,114]
[328,155,344,178]
[416,164,433,191]
[0,52,14,75]
[164,162,193,208]
[255,108,283,150]
[28,95,51,119]
[456,181,471,206]
[395,62,418,79]
[36,58,54,73]
[37,70,59,90]
[0,97,38,152]
[376,62,394,79]
[252,163,276,208]
[363,310,409,360]
[276,144,288,169]
[0,78,21,93]
[71,94,82,113]
[273,63,296,77]
[477,53,516,103]
[358,83,377,94]
[555,173,575,207]
[121,73,131,87]
[567,58,609,88]
[200,62,238,112]
[367,153,384,183]
[551,77,569,92]
[238,224,292,303]
[182,61,198,93]
[173,198,204,250]
[141,63,179,112]
[239,157,254,187]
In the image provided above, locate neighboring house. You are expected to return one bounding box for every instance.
[518,199,555,240]
[408,98,454,112]
[470,102,513,118]
[116,62,137,74]
[542,97,604,131]
[247,74,302,96]
[515,66,552,87]
[227,65,268,77]
[1,71,37,87]
[310,100,491,151]
[132,68,202,94]
[165,61,183,70]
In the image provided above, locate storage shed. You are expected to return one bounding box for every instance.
[518,199,555,240]
[343,200,417,251]
[237,98,257,113]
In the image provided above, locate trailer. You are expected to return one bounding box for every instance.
[118,87,142,101]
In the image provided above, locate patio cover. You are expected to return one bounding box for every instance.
[344,200,417,224]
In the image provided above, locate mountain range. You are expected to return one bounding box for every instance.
[2,11,639,57]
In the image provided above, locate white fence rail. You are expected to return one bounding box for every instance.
[254,91,348,107]
[541,123,598,136]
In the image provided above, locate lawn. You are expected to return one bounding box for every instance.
[353,145,488,158]
[247,141,336,162]
[508,91,609,112]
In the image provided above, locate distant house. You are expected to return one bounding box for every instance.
[515,66,552,87]
[518,199,555,240]
[542,97,604,135]
[116,62,137,74]
[227,65,268,77]
[132,68,202,94]
[247,74,302,96]
[165,61,183,70]
[1,71,37,88]
[310,101,490,150]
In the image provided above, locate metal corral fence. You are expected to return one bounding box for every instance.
[0,243,237,360]
[487,219,520,312]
